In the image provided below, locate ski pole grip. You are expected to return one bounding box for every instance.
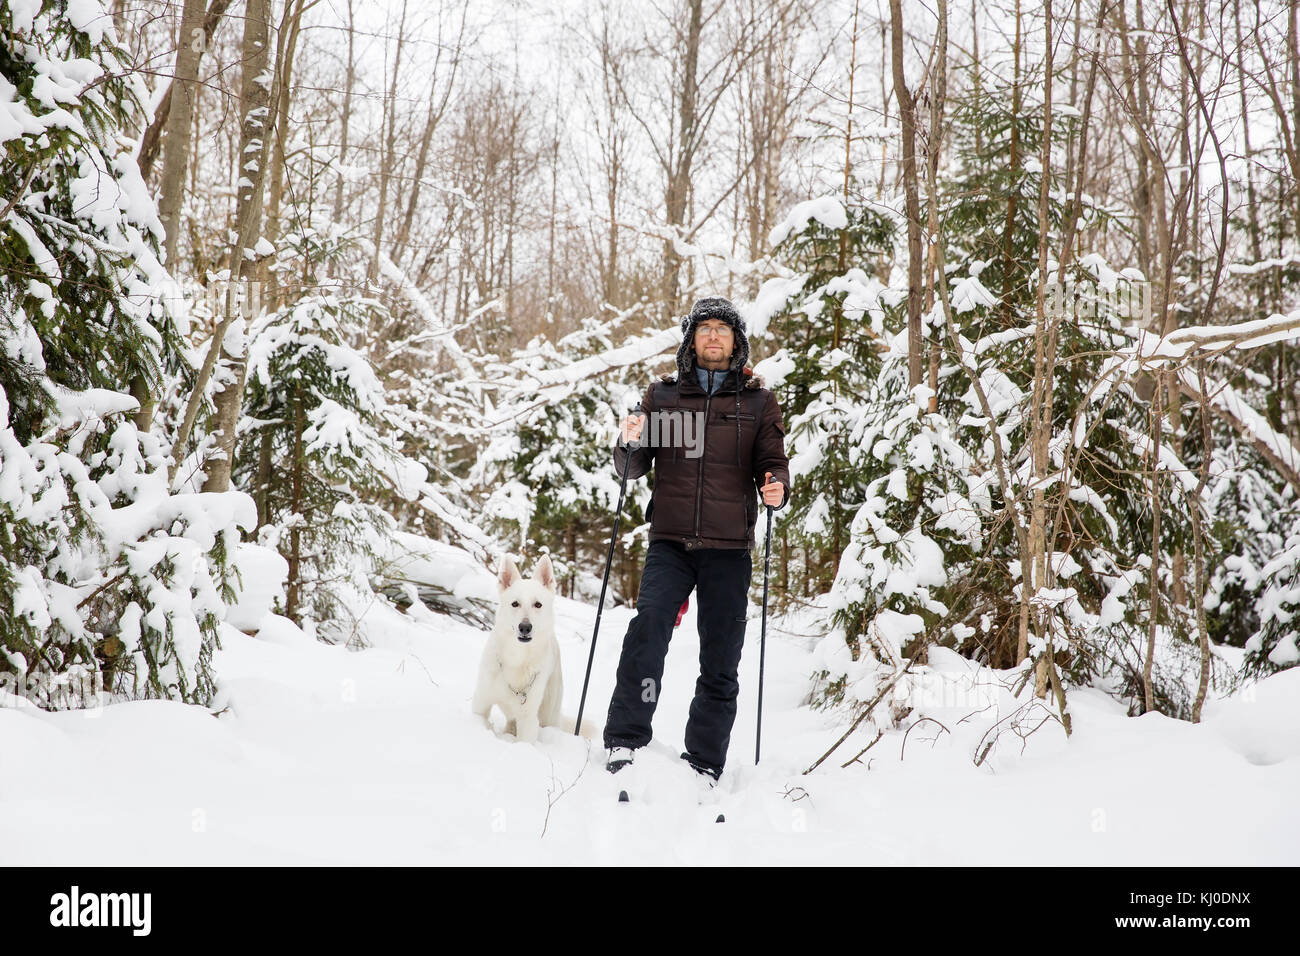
[625,402,645,449]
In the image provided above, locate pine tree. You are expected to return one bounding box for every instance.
[762,190,896,603]
[236,231,426,634]
[1,0,243,707]
[479,311,649,598]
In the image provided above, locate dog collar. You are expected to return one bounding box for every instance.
[507,671,539,703]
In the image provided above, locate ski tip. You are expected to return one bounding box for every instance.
[618,790,630,803]
[715,813,725,823]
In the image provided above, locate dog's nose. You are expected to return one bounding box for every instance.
[517,620,532,641]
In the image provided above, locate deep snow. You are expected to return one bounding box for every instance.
[1,537,1297,866]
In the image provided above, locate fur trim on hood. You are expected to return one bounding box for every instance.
[675,296,750,380]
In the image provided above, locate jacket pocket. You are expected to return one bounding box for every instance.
[654,405,691,463]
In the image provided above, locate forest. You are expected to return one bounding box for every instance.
[3,0,1300,745]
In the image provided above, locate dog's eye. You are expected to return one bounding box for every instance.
[533,601,542,609]
[511,601,520,608]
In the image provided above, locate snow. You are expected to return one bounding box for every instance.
[950,272,998,313]
[66,0,111,44]
[354,237,480,395]
[1267,634,1300,667]
[1187,371,1300,480]
[8,0,42,35]
[2,537,1293,864]
[746,276,806,339]
[767,195,847,247]
[225,544,288,632]
[752,348,796,388]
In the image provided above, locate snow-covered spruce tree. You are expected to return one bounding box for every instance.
[1,0,246,707]
[794,68,1224,719]
[475,311,648,598]
[934,76,1212,713]
[759,191,897,606]
[1179,145,1300,680]
[936,74,1235,715]
[236,231,425,635]
[1242,501,1300,674]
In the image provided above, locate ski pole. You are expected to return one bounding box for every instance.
[575,402,643,735]
[756,472,774,764]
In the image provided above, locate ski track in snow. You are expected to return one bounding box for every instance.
[1,574,1298,865]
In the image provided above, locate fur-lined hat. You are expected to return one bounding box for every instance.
[675,296,750,380]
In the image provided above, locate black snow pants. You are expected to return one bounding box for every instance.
[604,539,751,778]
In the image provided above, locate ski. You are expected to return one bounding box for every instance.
[616,785,723,822]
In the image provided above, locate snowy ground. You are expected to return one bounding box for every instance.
[2,539,1298,866]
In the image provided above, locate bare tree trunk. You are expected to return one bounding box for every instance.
[592,7,626,306]
[202,0,272,494]
[140,0,218,435]
[286,381,305,622]
[369,0,410,283]
[1233,0,1263,267]
[662,0,705,316]
[890,0,924,389]
[741,0,799,277]
[838,0,858,351]
[1143,373,1164,715]
[1191,363,1213,722]
[332,0,356,228]
[759,13,792,263]
[1248,3,1300,263]
[970,0,980,157]
[393,1,468,267]
[1029,0,1054,681]
[925,0,948,414]
[1118,0,1175,330]
[137,0,234,180]
[546,80,561,317]
[998,0,1023,334]
[1291,0,1300,237]
[267,0,308,309]
[157,0,207,268]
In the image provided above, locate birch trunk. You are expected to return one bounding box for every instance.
[202,0,272,494]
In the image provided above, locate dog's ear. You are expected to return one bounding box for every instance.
[535,554,556,593]
[498,555,520,591]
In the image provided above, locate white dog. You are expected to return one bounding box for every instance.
[472,554,595,742]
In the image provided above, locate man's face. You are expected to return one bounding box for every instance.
[694,319,734,370]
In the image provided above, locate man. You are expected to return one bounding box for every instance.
[603,296,791,784]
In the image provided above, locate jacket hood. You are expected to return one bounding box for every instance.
[675,296,750,381]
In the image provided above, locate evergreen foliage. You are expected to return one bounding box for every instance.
[237,232,426,633]
[1,0,242,708]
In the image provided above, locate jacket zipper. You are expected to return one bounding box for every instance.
[693,389,713,544]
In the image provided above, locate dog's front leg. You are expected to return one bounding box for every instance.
[514,709,541,743]
[471,682,493,728]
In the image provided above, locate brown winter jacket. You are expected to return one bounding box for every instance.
[613,364,792,551]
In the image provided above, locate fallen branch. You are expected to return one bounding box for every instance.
[804,660,913,775]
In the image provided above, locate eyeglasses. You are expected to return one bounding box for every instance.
[695,324,733,339]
